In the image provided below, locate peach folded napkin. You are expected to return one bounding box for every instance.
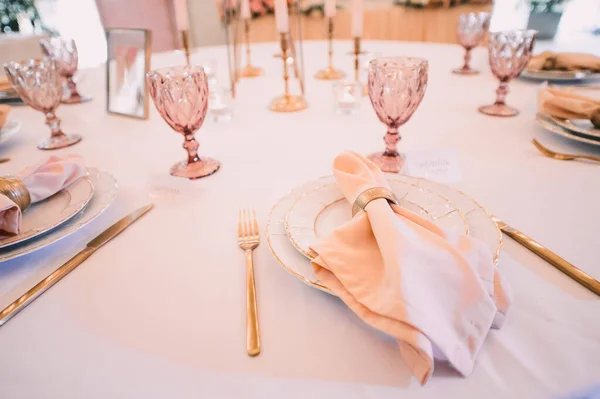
[528,51,600,72]
[0,155,86,234]
[0,104,9,129]
[0,76,12,93]
[538,86,600,128]
[310,152,511,385]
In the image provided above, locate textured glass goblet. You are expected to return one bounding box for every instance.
[40,37,91,104]
[367,57,428,173]
[453,12,490,75]
[4,58,82,150]
[147,66,220,179]
[479,30,537,117]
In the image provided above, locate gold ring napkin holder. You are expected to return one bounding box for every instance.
[0,177,31,211]
[351,187,399,217]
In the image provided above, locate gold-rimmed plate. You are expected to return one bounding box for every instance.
[285,178,469,260]
[0,177,94,249]
[521,69,600,82]
[0,168,117,262]
[536,113,600,147]
[266,175,502,295]
[550,117,600,140]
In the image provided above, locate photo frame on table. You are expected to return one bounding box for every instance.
[105,28,152,119]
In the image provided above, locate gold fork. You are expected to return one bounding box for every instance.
[238,208,260,356]
[533,139,600,163]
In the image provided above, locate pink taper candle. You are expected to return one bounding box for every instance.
[173,0,189,31]
[274,0,289,33]
[325,0,336,17]
[240,0,251,19]
[351,0,364,37]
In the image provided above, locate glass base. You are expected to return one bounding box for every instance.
[239,65,263,78]
[170,156,220,180]
[315,66,345,80]
[62,95,92,104]
[38,133,82,150]
[478,103,519,117]
[269,95,308,113]
[452,67,479,75]
[367,151,405,173]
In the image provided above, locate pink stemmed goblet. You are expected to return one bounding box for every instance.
[453,12,490,75]
[40,37,91,104]
[147,66,220,179]
[367,57,428,173]
[479,30,537,117]
[4,58,82,150]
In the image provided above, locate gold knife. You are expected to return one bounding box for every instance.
[0,203,154,327]
[492,216,600,296]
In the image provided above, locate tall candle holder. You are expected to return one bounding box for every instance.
[315,17,344,80]
[270,32,308,113]
[180,30,191,66]
[352,37,369,96]
[239,20,263,78]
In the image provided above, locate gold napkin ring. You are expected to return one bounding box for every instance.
[351,187,399,217]
[0,177,31,211]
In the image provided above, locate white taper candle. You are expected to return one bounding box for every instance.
[274,0,289,33]
[351,0,364,38]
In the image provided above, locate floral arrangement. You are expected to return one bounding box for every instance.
[217,0,310,20]
[527,0,567,13]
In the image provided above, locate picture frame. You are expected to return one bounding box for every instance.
[105,28,152,119]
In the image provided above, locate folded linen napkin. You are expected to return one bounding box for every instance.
[528,51,600,72]
[0,155,86,234]
[0,105,9,129]
[538,86,600,128]
[309,152,511,385]
[0,76,12,93]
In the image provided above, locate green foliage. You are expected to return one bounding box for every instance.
[527,0,567,13]
[0,0,41,33]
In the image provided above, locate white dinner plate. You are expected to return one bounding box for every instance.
[0,168,117,263]
[551,117,600,139]
[0,176,94,249]
[0,120,21,146]
[285,178,469,260]
[266,175,502,295]
[536,113,600,147]
[521,69,600,82]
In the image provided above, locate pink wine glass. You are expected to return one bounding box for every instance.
[367,57,428,173]
[453,12,490,75]
[40,37,91,104]
[147,66,220,179]
[4,58,82,150]
[479,29,537,117]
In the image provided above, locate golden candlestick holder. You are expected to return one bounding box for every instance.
[315,17,344,80]
[239,20,263,78]
[351,37,369,96]
[270,32,308,113]
[181,30,191,66]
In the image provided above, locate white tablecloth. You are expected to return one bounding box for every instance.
[0,41,599,399]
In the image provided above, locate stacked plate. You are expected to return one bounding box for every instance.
[522,69,600,83]
[0,169,117,263]
[266,174,502,294]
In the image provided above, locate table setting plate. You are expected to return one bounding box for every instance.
[550,117,600,139]
[0,168,117,263]
[285,178,469,260]
[536,113,600,146]
[267,175,502,295]
[521,69,600,82]
[0,120,21,146]
[0,176,94,249]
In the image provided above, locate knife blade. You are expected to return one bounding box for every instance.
[0,204,154,327]
[492,216,600,296]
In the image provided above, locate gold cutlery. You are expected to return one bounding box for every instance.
[0,157,10,164]
[238,208,260,356]
[492,216,600,296]
[533,139,600,164]
[0,203,154,327]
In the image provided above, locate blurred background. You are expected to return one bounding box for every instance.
[0,0,598,68]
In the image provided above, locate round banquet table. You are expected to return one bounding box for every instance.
[0,40,599,399]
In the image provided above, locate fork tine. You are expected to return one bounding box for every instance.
[244,208,251,238]
[252,209,258,237]
[238,208,243,238]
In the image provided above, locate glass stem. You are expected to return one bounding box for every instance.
[495,81,509,106]
[463,48,472,70]
[383,127,400,157]
[183,130,200,164]
[45,112,66,139]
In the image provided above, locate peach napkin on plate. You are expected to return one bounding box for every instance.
[0,155,86,234]
[309,152,511,385]
[528,51,600,72]
[538,86,600,128]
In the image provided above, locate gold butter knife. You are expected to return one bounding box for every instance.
[492,216,600,296]
[0,203,154,327]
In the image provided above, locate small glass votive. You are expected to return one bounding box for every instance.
[333,81,361,115]
[209,87,233,122]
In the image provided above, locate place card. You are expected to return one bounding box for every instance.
[403,149,461,183]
